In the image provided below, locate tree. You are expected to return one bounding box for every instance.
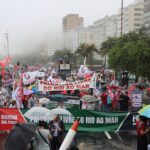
[50,49,73,63]
[107,31,150,79]
[75,43,99,68]
[100,37,117,56]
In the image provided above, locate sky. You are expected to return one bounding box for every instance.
[0,0,134,55]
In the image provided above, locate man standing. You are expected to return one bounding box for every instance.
[49,114,65,150]
[119,91,131,111]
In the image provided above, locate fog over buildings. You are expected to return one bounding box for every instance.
[0,0,140,59]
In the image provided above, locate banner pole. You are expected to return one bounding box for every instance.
[104,131,112,140]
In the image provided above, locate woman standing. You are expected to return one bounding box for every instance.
[36,121,52,150]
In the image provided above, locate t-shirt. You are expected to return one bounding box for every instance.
[53,122,59,137]
[136,120,146,135]
[101,92,107,105]
[36,129,51,150]
[119,95,130,110]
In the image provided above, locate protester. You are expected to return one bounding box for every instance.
[119,91,131,111]
[28,95,36,108]
[136,116,150,150]
[36,120,52,150]
[0,91,5,107]
[49,114,65,150]
[101,90,108,111]
[8,100,18,108]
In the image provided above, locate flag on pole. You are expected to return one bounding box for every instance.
[78,65,91,76]
[12,73,24,108]
[0,57,12,80]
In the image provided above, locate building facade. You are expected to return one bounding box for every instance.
[62,14,84,32]
[117,0,144,36]
[144,0,150,33]
[93,15,117,49]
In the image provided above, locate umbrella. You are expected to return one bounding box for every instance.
[50,94,68,102]
[5,123,36,150]
[24,107,53,122]
[39,98,50,104]
[49,108,72,115]
[138,105,150,118]
[80,95,98,102]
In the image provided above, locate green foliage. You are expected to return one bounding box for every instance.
[75,43,99,67]
[104,31,150,79]
[50,49,73,62]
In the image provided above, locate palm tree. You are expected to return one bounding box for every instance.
[100,37,117,56]
[75,43,99,68]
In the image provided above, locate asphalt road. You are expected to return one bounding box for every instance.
[0,131,137,150]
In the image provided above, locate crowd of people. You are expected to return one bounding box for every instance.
[0,65,150,112]
[0,64,150,150]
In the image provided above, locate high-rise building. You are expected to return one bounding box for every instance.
[117,0,144,36]
[72,26,94,52]
[144,0,150,33]
[62,14,84,51]
[93,15,117,49]
[47,33,63,56]
[62,14,84,32]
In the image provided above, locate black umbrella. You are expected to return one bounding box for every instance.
[5,123,36,150]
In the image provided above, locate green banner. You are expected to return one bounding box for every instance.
[21,109,129,132]
[46,101,80,109]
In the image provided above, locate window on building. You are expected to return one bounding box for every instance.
[134,13,142,16]
[134,23,141,26]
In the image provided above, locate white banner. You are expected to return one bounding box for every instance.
[38,80,94,91]
[23,71,38,85]
[37,72,45,78]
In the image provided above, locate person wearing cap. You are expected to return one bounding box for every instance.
[49,114,65,150]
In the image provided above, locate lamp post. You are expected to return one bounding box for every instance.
[121,0,124,37]
[4,31,9,57]
[77,23,80,47]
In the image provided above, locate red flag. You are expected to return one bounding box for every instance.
[0,57,11,67]
[0,57,12,80]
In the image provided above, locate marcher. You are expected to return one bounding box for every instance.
[119,91,131,111]
[0,91,5,107]
[8,100,18,108]
[49,114,65,150]
[101,90,108,111]
[136,116,150,150]
[36,120,52,150]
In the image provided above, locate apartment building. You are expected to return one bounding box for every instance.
[62,14,84,32]
[144,0,150,33]
[117,0,144,36]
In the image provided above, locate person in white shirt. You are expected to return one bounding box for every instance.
[36,120,52,150]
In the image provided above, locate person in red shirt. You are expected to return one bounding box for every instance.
[136,116,150,150]
[101,90,108,111]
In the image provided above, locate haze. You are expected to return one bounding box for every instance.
[0,0,134,57]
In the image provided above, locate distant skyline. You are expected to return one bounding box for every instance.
[0,0,134,54]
